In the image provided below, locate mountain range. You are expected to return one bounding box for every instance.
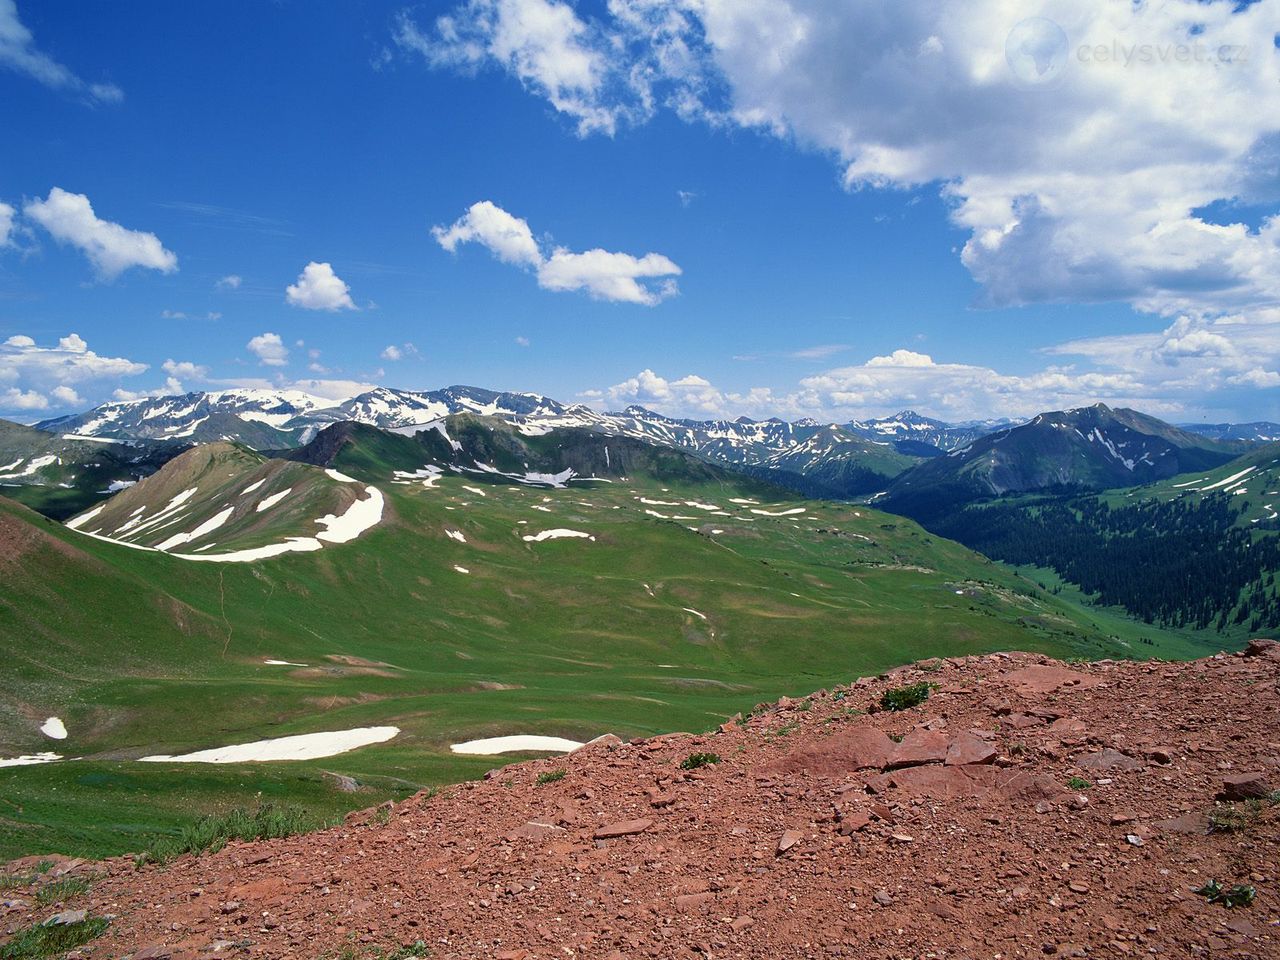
[12,387,1277,517]
[877,402,1245,523]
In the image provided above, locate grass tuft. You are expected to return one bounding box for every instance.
[535,769,566,786]
[879,682,936,712]
[679,752,721,770]
[34,876,91,906]
[0,916,109,959]
[137,803,332,865]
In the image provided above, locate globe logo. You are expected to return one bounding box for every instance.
[1005,17,1069,87]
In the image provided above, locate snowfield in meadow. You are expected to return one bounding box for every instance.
[140,726,401,763]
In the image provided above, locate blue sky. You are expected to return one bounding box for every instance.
[2,0,1278,423]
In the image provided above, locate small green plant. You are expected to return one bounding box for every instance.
[0,874,32,891]
[680,752,721,770]
[383,942,430,959]
[888,733,904,744]
[35,876,91,906]
[138,803,331,865]
[879,682,936,712]
[1067,776,1091,791]
[0,916,109,959]
[535,769,566,785]
[1209,806,1250,834]
[1193,880,1256,908]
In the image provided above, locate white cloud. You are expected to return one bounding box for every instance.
[865,350,936,368]
[162,359,208,382]
[247,332,288,367]
[539,248,681,305]
[381,345,403,361]
[216,274,242,290]
[0,201,14,247]
[515,335,530,347]
[1,332,148,386]
[592,305,1280,421]
[24,188,177,279]
[432,200,543,268]
[0,0,123,104]
[2,387,47,411]
[433,200,681,305]
[790,344,849,361]
[420,1,1280,322]
[596,368,779,419]
[276,378,377,402]
[285,261,356,311]
[396,0,630,136]
[0,333,147,415]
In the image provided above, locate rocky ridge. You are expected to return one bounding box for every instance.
[4,643,1279,959]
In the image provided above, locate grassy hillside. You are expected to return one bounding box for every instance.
[0,418,182,521]
[0,424,1224,860]
[918,444,1280,636]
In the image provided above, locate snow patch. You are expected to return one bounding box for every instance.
[522,528,595,542]
[40,717,68,740]
[140,726,400,763]
[450,735,585,755]
[0,752,62,768]
[256,488,293,512]
[315,486,384,543]
[65,504,105,530]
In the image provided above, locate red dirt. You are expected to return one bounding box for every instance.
[5,642,1280,959]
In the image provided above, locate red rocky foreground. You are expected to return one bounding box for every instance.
[5,643,1280,959]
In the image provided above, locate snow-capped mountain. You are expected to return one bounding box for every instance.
[846,410,1017,455]
[878,403,1240,522]
[33,386,927,498]
[36,389,331,448]
[1180,421,1280,444]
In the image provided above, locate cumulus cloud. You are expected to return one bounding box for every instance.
[418,1,1280,322]
[247,332,288,367]
[24,188,177,279]
[285,261,356,311]
[433,200,681,305]
[433,200,543,268]
[515,335,530,347]
[396,0,631,136]
[216,274,242,290]
[591,305,1280,421]
[1,332,148,384]
[2,387,48,411]
[380,343,418,361]
[591,368,780,419]
[0,333,147,415]
[0,0,123,104]
[161,359,209,392]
